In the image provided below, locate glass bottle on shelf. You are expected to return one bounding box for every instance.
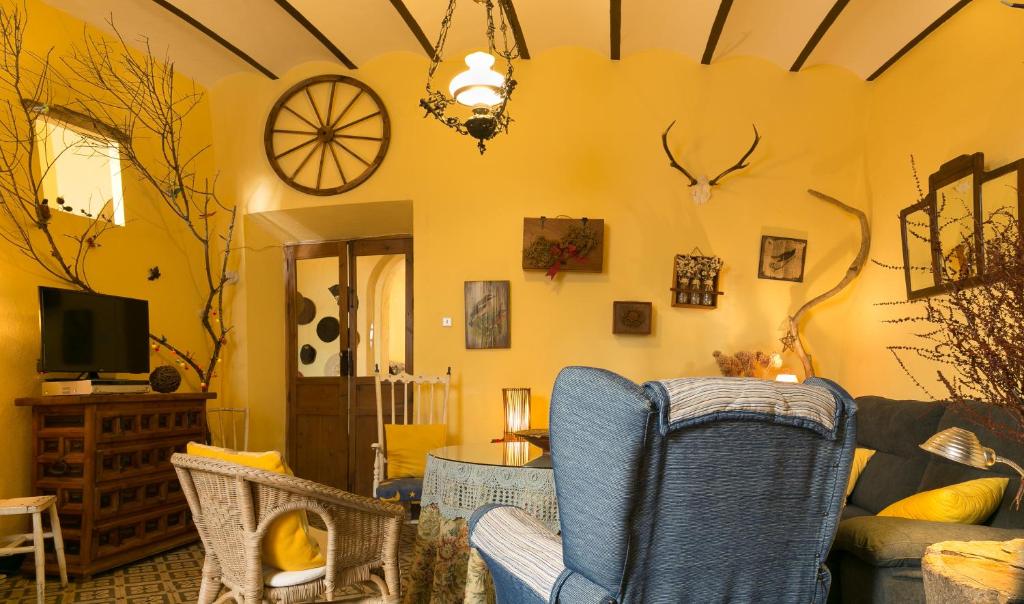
[702,272,714,305]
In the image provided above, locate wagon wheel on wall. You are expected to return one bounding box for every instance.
[264,75,390,196]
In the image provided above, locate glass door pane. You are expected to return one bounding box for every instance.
[354,254,406,377]
[296,256,345,377]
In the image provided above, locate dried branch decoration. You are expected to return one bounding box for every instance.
[0,5,235,390]
[883,160,1024,446]
[785,189,870,377]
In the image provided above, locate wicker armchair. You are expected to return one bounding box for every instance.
[171,453,404,603]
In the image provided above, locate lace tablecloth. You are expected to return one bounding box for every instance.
[403,445,558,604]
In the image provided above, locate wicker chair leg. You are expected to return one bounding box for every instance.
[198,558,223,604]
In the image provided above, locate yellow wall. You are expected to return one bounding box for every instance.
[0,0,217,531]
[838,0,1024,399]
[212,50,871,452]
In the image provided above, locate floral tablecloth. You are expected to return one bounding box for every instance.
[403,449,558,604]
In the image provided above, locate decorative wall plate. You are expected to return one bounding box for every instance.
[265,75,390,195]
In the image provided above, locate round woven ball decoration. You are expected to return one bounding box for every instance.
[149,365,182,393]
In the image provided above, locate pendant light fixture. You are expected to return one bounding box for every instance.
[420,0,520,154]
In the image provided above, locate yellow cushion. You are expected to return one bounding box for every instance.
[186,443,325,571]
[878,477,1009,524]
[384,423,446,478]
[847,448,876,497]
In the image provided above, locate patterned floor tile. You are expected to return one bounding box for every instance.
[0,523,416,603]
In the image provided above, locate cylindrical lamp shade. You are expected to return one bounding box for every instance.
[503,387,531,440]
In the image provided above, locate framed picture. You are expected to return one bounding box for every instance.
[612,301,652,335]
[522,217,605,277]
[758,236,807,282]
[465,281,511,349]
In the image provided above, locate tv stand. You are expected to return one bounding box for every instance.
[15,391,215,578]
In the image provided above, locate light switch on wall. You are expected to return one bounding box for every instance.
[441,317,453,327]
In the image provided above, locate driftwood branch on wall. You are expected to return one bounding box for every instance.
[787,189,870,377]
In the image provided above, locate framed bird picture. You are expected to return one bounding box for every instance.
[758,236,807,282]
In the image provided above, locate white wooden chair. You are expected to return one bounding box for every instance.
[207,407,249,451]
[372,368,451,507]
[0,496,68,604]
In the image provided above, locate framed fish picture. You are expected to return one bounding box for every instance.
[465,281,511,349]
[758,236,807,282]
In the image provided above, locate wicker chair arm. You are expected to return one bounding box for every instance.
[170,453,403,519]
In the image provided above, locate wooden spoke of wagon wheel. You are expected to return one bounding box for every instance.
[282,104,318,130]
[331,139,370,167]
[275,136,318,160]
[329,89,364,130]
[337,111,381,131]
[327,141,347,184]
[291,141,322,180]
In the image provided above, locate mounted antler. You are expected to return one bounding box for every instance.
[662,121,761,204]
[661,120,698,186]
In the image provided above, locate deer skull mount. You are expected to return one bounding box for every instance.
[661,121,761,205]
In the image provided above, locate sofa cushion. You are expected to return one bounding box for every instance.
[919,401,1024,529]
[841,504,873,520]
[850,397,946,513]
[833,515,1024,567]
[878,477,1008,524]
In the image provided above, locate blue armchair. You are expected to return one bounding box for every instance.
[469,367,856,603]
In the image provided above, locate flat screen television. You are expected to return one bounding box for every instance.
[38,286,150,375]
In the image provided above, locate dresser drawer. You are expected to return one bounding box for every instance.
[94,472,185,519]
[96,404,205,443]
[95,437,189,483]
[92,504,194,560]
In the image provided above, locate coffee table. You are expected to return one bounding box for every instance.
[403,442,558,604]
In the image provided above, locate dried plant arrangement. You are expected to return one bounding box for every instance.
[0,5,236,390]
[881,158,1024,444]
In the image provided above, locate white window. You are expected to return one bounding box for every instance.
[35,116,125,226]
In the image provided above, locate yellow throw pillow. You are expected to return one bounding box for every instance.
[186,443,325,571]
[878,477,1009,524]
[384,423,446,478]
[847,448,876,497]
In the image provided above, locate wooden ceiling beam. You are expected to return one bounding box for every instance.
[790,0,850,72]
[149,0,277,79]
[272,0,357,69]
[610,0,621,60]
[388,0,434,58]
[702,0,734,65]
[499,0,530,60]
[867,0,972,81]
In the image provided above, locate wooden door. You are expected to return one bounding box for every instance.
[285,242,350,489]
[347,237,413,497]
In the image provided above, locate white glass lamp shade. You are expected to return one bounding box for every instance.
[449,51,505,108]
[920,427,996,470]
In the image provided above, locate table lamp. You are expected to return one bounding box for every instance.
[502,387,531,441]
[920,427,1024,509]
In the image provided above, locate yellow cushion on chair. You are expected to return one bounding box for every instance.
[384,424,446,478]
[186,443,325,571]
[878,477,1009,524]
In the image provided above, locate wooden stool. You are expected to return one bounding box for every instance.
[0,495,68,604]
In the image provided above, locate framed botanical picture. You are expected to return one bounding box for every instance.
[465,281,511,349]
[758,236,807,282]
[612,301,652,335]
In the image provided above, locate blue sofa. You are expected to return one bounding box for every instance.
[470,367,857,603]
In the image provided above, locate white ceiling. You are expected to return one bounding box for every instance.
[41,0,969,85]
